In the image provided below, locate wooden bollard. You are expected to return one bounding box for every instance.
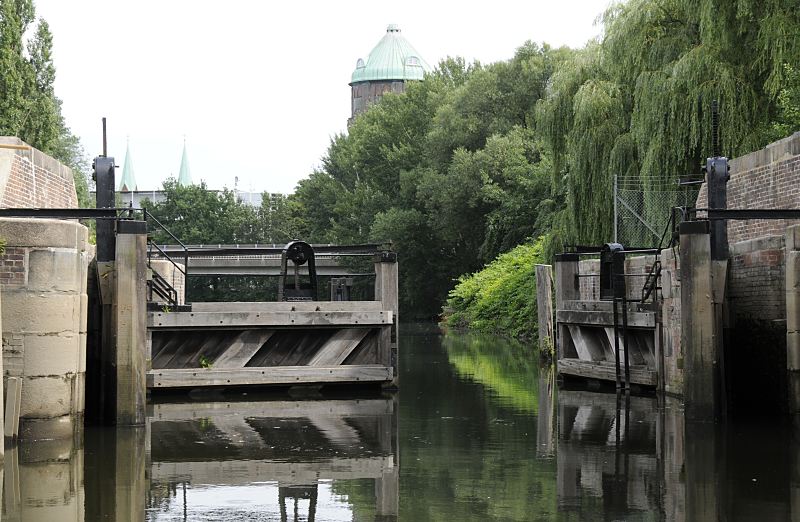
[535,264,554,357]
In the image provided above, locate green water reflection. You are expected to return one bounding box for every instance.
[394,326,557,521]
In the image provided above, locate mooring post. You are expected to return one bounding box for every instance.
[554,253,580,360]
[680,220,720,420]
[114,220,148,425]
[786,225,800,417]
[535,264,554,358]
[374,252,399,386]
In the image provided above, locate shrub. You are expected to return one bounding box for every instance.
[442,236,546,340]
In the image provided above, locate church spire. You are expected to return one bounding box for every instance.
[178,137,192,187]
[119,137,137,192]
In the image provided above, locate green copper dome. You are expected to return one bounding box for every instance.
[350,24,431,84]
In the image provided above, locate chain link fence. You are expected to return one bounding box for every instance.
[614,175,699,248]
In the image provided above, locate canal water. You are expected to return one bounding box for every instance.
[2,323,797,520]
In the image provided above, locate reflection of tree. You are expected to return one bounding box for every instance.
[334,330,560,520]
[444,331,540,413]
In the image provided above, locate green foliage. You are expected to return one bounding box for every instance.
[0,1,92,207]
[769,64,800,140]
[443,238,545,339]
[0,236,5,255]
[538,0,800,246]
[145,179,259,244]
[144,180,311,302]
[300,47,567,318]
[444,331,540,413]
[0,0,28,137]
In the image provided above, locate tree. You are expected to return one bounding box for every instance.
[537,0,800,246]
[0,3,92,207]
[145,179,258,245]
[21,18,59,151]
[0,0,28,136]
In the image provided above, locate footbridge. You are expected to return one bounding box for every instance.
[150,243,378,276]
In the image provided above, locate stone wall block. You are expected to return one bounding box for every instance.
[21,334,80,377]
[27,248,83,292]
[2,293,81,334]
[0,218,82,249]
[20,375,74,418]
[79,293,88,334]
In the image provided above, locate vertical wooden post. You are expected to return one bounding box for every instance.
[4,377,21,442]
[554,254,580,361]
[114,221,148,425]
[786,225,800,416]
[680,221,719,420]
[374,252,399,387]
[535,264,554,358]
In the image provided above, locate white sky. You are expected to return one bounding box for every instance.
[34,0,609,194]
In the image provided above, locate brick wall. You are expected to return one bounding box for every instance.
[728,236,786,322]
[0,246,26,286]
[0,136,78,208]
[696,132,800,244]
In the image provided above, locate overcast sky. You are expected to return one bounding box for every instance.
[34,0,609,194]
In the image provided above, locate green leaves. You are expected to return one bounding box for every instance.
[443,238,545,340]
[146,180,259,245]
[537,0,800,246]
[0,1,90,206]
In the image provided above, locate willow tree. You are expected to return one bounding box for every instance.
[538,0,800,246]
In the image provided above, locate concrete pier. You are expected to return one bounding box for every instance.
[0,218,89,435]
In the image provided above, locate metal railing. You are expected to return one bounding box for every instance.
[141,208,188,306]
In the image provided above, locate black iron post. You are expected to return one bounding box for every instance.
[706,101,730,261]
[93,156,116,262]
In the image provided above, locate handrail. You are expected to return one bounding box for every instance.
[147,240,187,277]
[142,208,188,249]
[142,207,189,304]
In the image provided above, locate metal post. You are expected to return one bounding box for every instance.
[614,174,618,243]
[622,295,631,389]
[94,156,116,262]
[613,299,621,389]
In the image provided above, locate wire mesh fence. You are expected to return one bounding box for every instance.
[614,175,699,248]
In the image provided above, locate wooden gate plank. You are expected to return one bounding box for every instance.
[308,328,370,366]
[213,331,274,368]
